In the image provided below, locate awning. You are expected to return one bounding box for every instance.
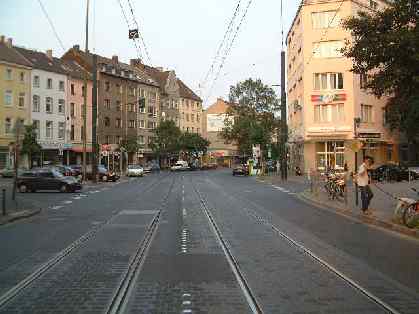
[71,146,93,153]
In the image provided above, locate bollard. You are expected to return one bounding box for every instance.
[2,189,5,216]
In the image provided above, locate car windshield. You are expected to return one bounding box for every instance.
[128,165,141,169]
[52,170,64,178]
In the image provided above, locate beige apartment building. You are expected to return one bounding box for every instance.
[287,0,398,173]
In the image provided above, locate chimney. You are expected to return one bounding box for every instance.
[0,36,5,44]
[73,44,80,51]
[6,37,12,48]
[112,55,118,64]
[46,49,53,59]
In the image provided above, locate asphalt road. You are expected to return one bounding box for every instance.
[0,170,418,313]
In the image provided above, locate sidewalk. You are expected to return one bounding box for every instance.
[257,174,419,239]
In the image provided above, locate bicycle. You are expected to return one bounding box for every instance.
[402,188,419,228]
[324,171,346,201]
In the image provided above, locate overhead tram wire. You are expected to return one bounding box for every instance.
[126,0,152,65]
[205,0,254,103]
[200,0,242,95]
[116,0,143,60]
[305,0,345,67]
[36,0,66,53]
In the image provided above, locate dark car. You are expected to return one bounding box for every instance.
[17,169,82,193]
[370,164,413,182]
[52,165,77,177]
[68,165,82,177]
[96,165,119,182]
[232,164,249,176]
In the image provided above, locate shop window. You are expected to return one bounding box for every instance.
[316,141,345,170]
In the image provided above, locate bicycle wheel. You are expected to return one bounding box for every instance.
[402,204,417,228]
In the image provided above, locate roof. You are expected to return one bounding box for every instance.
[177,79,202,102]
[15,46,67,75]
[206,98,232,114]
[141,65,170,88]
[62,47,159,87]
[60,59,91,80]
[0,42,32,67]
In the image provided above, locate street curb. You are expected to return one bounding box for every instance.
[0,208,42,226]
[298,190,419,240]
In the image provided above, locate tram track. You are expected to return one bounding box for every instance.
[0,173,172,311]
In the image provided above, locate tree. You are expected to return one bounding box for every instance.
[150,120,182,163]
[342,0,419,147]
[220,78,279,157]
[20,124,41,168]
[120,136,141,153]
[179,132,210,156]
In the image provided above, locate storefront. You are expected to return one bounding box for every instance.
[315,140,345,171]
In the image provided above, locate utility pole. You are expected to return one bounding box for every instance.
[280,50,288,181]
[82,0,90,182]
[12,121,22,201]
[92,53,98,182]
[354,117,361,206]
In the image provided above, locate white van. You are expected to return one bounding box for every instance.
[170,160,189,171]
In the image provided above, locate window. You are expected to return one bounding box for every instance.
[32,95,40,112]
[139,120,145,128]
[129,120,136,128]
[5,68,13,80]
[147,121,156,129]
[313,41,343,58]
[370,0,378,9]
[186,127,189,132]
[315,141,345,170]
[139,102,145,113]
[4,90,12,106]
[46,97,53,113]
[47,78,53,89]
[116,118,122,128]
[311,11,340,29]
[382,107,388,126]
[314,104,344,123]
[70,103,75,117]
[71,84,75,95]
[58,99,65,114]
[116,101,122,111]
[360,73,368,89]
[33,120,40,138]
[105,135,112,144]
[58,122,65,139]
[314,73,343,90]
[197,128,200,133]
[104,99,111,109]
[70,125,75,140]
[186,114,189,122]
[148,106,155,117]
[148,137,154,145]
[105,81,110,92]
[361,104,373,123]
[191,114,195,122]
[116,84,121,94]
[33,75,40,88]
[115,135,121,144]
[128,103,135,112]
[59,81,65,91]
[19,72,25,83]
[5,118,12,134]
[120,85,123,94]
[129,87,135,96]
[104,117,110,127]
[81,126,85,140]
[82,86,86,97]
[197,115,200,122]
[45,121,53,138]
[18,93,25,108]
[138,135,145,144]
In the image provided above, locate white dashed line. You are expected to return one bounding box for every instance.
[51,205,63,210]
[182,300,191,306]
[72,196,81,200]
[62,201,72,204]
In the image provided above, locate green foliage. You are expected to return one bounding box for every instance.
[150,120,182,158]
[179,132,210,155]
[220,78,279,156]
[120,136,141,153]
[20,125,41,156]
[342,0,419,141]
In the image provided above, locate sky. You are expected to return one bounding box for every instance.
[0,0,300,107]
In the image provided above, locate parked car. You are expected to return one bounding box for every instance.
[68,165,82,177]
[94,165,119,182]
[369,164,414,182]
[201,163,218,170]
[171,160,189,171]
[232,164,249,176]
[126,165,144,177]
[17,168,82,193]
[408,166,419,180]
[52,165,77,177]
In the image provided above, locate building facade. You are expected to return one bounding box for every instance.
[203,98,238,167]
[178,80,203,134]
[15,47,68,166]
[287,0,397,173]
[0,37,32,168]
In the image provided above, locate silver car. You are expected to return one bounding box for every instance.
[126,165,144,177]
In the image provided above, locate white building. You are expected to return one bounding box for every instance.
[16,47,68,165]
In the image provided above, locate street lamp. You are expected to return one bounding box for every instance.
[354,117,361,206]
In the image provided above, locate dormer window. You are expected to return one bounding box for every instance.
[121,70,125,77]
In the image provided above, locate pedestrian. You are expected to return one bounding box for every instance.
[357,156,374,214]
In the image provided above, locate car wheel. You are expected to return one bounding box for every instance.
[102,175,108,182]
[19,184,27,193]
[60,184,69,193]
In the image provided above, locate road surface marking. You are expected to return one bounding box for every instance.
[63,201,72,204]
[51,206,63,210]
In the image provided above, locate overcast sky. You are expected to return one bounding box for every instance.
[1,0,300,107]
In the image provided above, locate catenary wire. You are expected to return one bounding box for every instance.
[126,0,152,64]
[36,0,66,53]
